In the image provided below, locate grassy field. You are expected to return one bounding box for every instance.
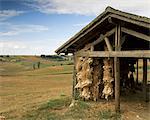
[0,56,73,119]
[0,56,149,120]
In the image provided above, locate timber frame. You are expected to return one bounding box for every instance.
[55,6,150,112]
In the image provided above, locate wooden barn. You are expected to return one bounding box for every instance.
[55,7,150,112]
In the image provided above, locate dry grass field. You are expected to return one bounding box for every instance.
[0,56,73,119]
[0,56,149,120]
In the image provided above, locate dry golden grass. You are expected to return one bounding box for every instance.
[0,56,149,120]
[0,74,72,113]
[0,57,73,119]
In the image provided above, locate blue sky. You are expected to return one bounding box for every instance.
[0,0,150,55]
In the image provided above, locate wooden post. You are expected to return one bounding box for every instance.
[72,53,77,100]
[114,57,120,112]
[136,59,138,85]
[114,24,121,113]
[143,58,148,102]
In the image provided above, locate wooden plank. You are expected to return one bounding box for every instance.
[76,50,150,58]
[143,58,148,102]
[122,27,150,42]
[104,37,113,51]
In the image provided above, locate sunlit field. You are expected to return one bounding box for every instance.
[0,56,149,120]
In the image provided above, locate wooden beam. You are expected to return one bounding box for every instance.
[92,34,104,46]
[122,27,150,42]
[110,14,150,29]
[76,50,150,58]
[104,37,113,51]
[143,58,148,102]
[105,27,116,37]
[76,27,116,51]
[92,28,116,46]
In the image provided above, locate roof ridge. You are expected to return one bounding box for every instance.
[105,6,150,23]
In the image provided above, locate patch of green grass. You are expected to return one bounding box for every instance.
[23,110,61,120]
[39,97,71,110]
[99,109,112,119]
[99,109,121,120]
[21,97,71,120]
[65,100,89,119]
[0,56,73,76]
[21,98,90,120]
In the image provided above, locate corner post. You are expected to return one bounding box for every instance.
[72,53,77,100]
[114,24,121,113]
[136,59,139,85]
[143,58,148,102]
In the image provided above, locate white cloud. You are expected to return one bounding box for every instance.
[0,10,24,21]
[0,22,49,36]
[73,22,90,27]
[25,0,150,17]
[0,40,38,55]
[0,40,28,55]
[0,39,61,55]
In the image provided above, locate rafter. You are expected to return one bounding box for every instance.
[121,27,150,42]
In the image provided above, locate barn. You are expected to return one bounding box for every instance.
[55,6,150,112]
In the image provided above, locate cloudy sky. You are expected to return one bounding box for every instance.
[0,0,150,55]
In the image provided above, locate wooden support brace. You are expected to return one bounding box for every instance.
[79,27,116,51]
[90,45,94,51]
[104,37,113,51]
[122,27,150,42]
[92,27,116,46]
